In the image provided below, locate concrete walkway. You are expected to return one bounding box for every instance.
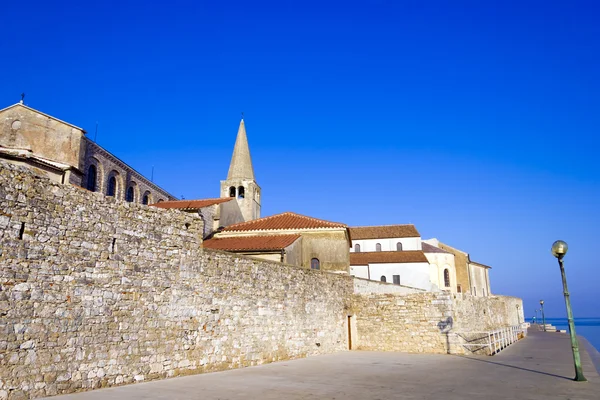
[45,330,599,400]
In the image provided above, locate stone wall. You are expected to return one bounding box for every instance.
[352,277,424,295]
[351,292,523,355]
[0,161,352,399]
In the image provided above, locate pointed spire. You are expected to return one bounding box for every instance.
[227,119,255,180]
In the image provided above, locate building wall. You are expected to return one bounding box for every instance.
[353,277,424,295]
[0,104,86,183]
[436,242,471,294]
[351,292,524,355]
[0,161,352,399]
[301,230,350,273]
[83,139,174,204]
[351,237,421,252]
[350,262,432,290]
[468,264,491,297]
[216,200,245,229]
[424,252,457,293]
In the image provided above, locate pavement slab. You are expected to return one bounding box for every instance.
[44,330,599,400]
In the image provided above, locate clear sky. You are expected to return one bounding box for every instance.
[2,1,599,318]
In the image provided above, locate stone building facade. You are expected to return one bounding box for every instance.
[0,101,175,205]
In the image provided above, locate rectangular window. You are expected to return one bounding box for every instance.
[393,275,400,285]
[457,285,462,293]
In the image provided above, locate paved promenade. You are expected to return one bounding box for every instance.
[46,330,599,400]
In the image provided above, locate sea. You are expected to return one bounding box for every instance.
[532,317,600,352]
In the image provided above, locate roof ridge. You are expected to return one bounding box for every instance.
[351,223,416,228]
[223,211,347,231]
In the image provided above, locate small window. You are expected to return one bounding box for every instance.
[107,176,117,197]
[142,194,149,205]
[126,186,134,202]
[376,243,382,252]
[444,269,451,287]
[457,285,462,293]
[311,258,320,270]
[238,186,245,199]
[87,165,97,192]
[393,275,400,285]
[354,244,360,252]
[380,275,386,283]
[229,186,236,197]
[396,242,403,251]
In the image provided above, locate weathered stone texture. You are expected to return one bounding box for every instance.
[352,277,424,295]
[351,292,523,355]
[0,161,352,399]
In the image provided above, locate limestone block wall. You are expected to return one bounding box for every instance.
[351,292,453,354]
[351,292,523,355]
[0,161,352,399]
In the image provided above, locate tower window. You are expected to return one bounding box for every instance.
[393,275,400,285]
[444,269,451,287]
[229,186,236,197]
[354,244,360,252]
[107,176,117,197]
[380,275,386,283]
[86,165,97,192]
[126,186,134,202]
[311,258,320,270]
[238,186,245,199]
[396,242,403,251]
[376,243,382,252]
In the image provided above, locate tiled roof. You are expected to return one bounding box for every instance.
[350,225,420,240]
[151,198,233,210]
[203,234,301,252]
[422,242,452,254]
[350,251,429,265]
[222,212,347,232]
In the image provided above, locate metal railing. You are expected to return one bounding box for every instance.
[454,324,527,355]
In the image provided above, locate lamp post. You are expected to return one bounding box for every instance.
[551,240,586,382]
[540,300,546,331]
[535,309,539,325]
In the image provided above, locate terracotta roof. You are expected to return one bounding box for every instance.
[222,212,347,232]
[151,198,233,210]
[350,251,429,265]
[203,234,301,252]
[350,225,420,240]
[422,242,452,254]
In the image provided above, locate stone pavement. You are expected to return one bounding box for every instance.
[45,330,599,400]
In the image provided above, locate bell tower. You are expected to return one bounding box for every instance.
[220,119,261,222]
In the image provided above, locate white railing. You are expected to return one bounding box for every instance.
[454,324,527,355]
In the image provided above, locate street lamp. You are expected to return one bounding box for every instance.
[540,300,546,331]
[551,240,586,382]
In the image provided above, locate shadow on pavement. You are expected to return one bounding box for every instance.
[454,355,574,381]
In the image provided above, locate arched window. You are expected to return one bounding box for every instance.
[142,194,149,205]
[380,275,386,282]
[107,176,117,197]
[238,186,245,199]
[126,186,134,202]
[444,269,451,287]
[396,242,403,251]
[157,199,164,203]
[311,258,320,270]
[354,244,360,252]
[86,165,97,192]
[376,243,382,252]
[229,186,236,197]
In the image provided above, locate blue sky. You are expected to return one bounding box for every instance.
[2,1,599,318]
